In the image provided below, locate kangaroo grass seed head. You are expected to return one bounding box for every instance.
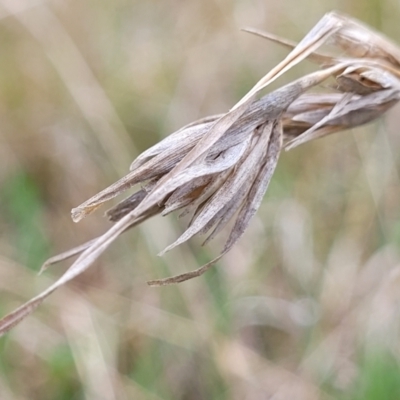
[2,11,400,335]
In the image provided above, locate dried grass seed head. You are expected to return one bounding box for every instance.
[2,11,400,335]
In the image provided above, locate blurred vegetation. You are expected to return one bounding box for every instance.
[1,1,400,399]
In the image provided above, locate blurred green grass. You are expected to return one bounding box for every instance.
[1,1,400,399]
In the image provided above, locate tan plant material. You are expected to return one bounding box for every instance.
[1,11,400,335]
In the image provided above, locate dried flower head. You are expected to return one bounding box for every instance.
[2,11,400,335]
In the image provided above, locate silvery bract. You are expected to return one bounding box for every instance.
[2,12,400,335]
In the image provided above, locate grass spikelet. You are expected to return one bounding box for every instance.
[2,11,400,335]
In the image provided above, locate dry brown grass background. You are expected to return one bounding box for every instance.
[1,1,400,399]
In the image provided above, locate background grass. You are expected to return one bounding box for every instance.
[1,1,400,399]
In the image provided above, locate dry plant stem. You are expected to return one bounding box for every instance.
[39,203,161,274]
[2,11,400,336]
